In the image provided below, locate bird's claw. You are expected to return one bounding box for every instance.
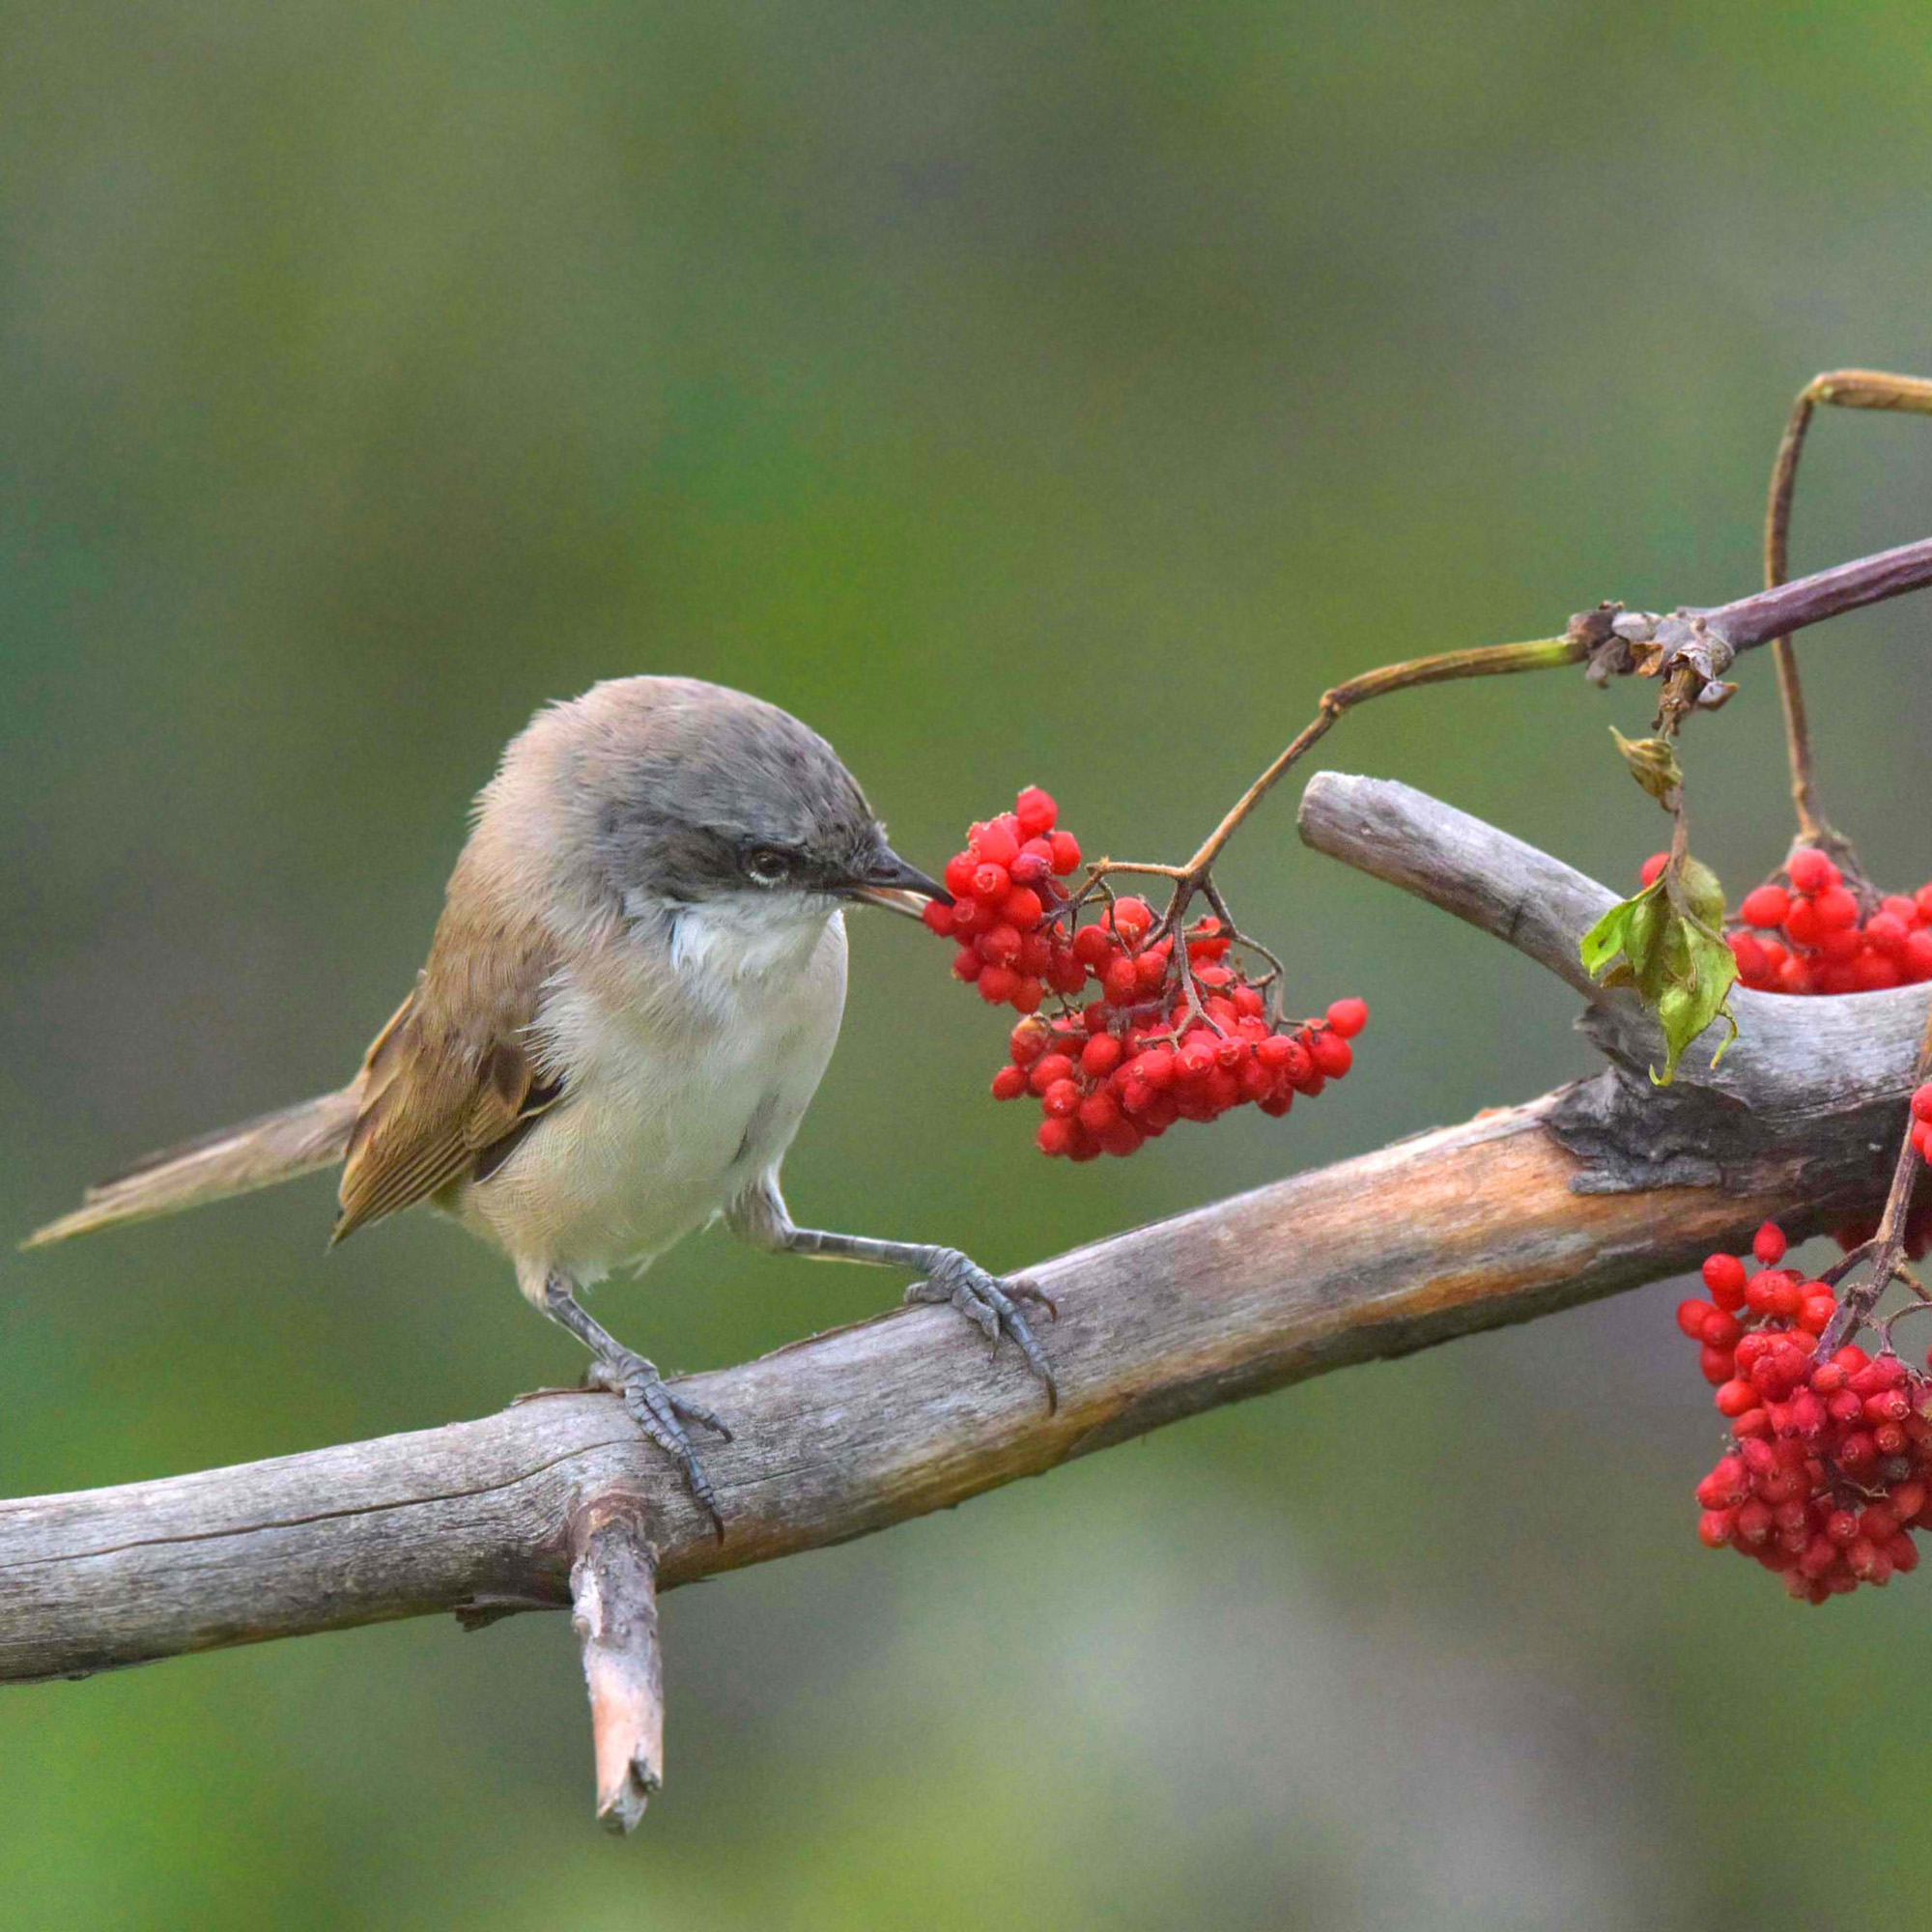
[905,1252,1060,1411]
[586,1350,731,1539]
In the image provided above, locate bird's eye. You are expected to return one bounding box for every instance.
[746,847,793,888]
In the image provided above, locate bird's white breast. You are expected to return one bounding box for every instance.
[460,899,848,1293]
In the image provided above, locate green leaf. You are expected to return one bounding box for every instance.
[1626,886,1673,1001]
[1676,855,1727,931]
[1580,863,1739,1086]
[1650,923,1739,1085]
[1579,891,1644,979]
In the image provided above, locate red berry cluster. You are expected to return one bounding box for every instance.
[1654,844,1932,994]
[924,788,1368,1159]
[1679,1221,1932,1603]
[921,786,1086,1013]
[1640,839,1932,1252]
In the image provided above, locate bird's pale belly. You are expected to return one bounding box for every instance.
[454,907,848,1296]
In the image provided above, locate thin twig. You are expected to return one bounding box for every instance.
[1079,519,1932,956]
[1710,534,1932,654]
[1761,369,1932,884]
[1816,1000,1932,1358]
[1175,636,1581,884]
[1765,379,1829,844]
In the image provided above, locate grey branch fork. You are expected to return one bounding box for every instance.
[6,775,1927,1829]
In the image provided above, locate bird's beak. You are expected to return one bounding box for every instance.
[842,846,952,920]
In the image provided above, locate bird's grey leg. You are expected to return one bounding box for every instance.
[541,1270,732,1536]
[729,1183,1059,1408]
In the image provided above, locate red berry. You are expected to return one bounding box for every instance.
[1740,884,1792,928]
[1698,1344,1736,1385]
[1041,1078,1081,1119]
[1001,886,1045,930]
[1752,1222,1789,1266]
[1867,913,1912,958]
[1854,952,1902,992]
[1697,1511,1734,1549]
[1014,786,1058,838]
[978,964,1019,1005]
[1703,1310,1743,1350]
[1309,1031,1352,1078]
[1009,1018,1050,1066]
[1028,1052,1074,1095]
[1715,1379,1757,1417]
[979,923,1023,967]
[1639,852,1669,887]
[1175,1038,1216,1082]
[1047,951,1087,996]
[1185,919,1231,961]
[1072,924,1115,969]
[1702,1252,1748,1308]
[970,820,1021,869]
[1798,1292,1837,1334]
[1787,848,1837,895]
[990,1065,1028,1101]
[1729,932,1771,983]
[1813,886,1861,932]
[1325,997,1369,1038]
[1080,1035,1123,1080]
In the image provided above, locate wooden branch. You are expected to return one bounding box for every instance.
[1298,771,1931,1195]
[1708,533,1932,651]
[1294,768,1617,998]
[1297,771,1932,1114]
[569,1497,664,1833]
[6,775,1925,1824]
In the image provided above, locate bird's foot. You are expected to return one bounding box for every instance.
[904,1251,1060,1410]
[584,1350,733,1538]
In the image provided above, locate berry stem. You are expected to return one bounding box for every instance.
[1084,516,1932,933]
[1070,635,1581,1001]
[1762,370,1932,886]
[1173,634,1583,888]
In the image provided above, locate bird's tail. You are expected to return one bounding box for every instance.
[21,1088,359,1249]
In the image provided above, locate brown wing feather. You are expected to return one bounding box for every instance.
[334,890,563,1243]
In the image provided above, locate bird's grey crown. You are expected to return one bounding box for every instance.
[558,677,890,904]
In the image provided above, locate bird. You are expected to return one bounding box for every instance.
[25,676,1056,1528]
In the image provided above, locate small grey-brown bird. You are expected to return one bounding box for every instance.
[27,677,1055,1526]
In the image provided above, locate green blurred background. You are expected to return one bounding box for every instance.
[5,4,1932,1926]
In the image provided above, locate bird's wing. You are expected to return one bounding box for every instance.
[334,912,563,1242]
